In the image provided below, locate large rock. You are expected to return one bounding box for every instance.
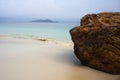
[70,12,120,74]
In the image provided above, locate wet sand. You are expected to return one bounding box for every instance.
[0,36,120,80]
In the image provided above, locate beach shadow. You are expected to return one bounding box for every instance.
[51,50,120,78]
[116,77,120,80]
[52,50,82,66]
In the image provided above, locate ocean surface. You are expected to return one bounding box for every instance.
[0,23,79,42]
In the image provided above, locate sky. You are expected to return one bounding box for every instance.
[0,0,120,21]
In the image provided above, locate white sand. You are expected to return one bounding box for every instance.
[0,36,120,80]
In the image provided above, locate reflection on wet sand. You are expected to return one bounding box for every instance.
[52,50,120,80]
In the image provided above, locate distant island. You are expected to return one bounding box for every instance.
[30,19,59,23]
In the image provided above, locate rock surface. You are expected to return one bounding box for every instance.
[70,12,120,74]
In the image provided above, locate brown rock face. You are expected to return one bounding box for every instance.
[70,12,120,74]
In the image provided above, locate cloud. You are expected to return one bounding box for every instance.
[0,0,120,19]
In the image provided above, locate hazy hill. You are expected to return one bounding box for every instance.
[31,19,58,23]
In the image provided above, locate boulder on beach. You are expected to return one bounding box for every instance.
[70,12,120,74]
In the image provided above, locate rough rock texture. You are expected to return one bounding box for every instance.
[70,12,120,74]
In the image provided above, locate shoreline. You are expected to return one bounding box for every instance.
[0,35,119,80]
[0,34,73,47]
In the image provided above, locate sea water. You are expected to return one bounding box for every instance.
[0,23,79,42]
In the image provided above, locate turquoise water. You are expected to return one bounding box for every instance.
[0,23,79,42]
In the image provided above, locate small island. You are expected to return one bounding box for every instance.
[30,19,58,23]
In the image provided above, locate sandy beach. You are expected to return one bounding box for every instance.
[0,36,120,80]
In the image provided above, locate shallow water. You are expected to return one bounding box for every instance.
[0,23,79,42]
